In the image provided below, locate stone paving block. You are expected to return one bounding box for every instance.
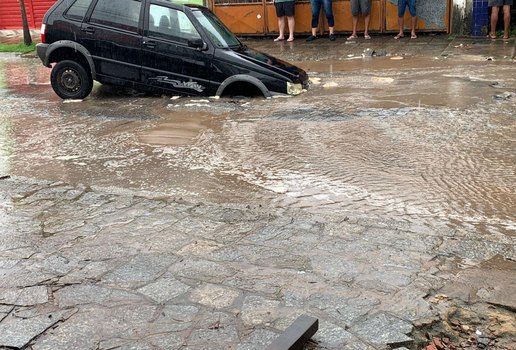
[0,270,56,288]
[55,284,142,307]
[177,240,224,256]
[232,244,311,270]
[0,285,48,306]
[168,257,236,283]
[350,312,413,347]
[190,283,240,309]
[355,270,413,292]
[308,294,379,326]
[57,260,117,285]
[237,329,279,350]
[439,238,512,262]
[0,310,67,349]
[187,325,239,345]
[39,254,77,274]
[147,333,183,349]
[102,254,177,287]
[241,295,282,326]
[342,341,378,350]
[155,304,199,325]
[137,277,191,303]
[311,254,361,282]
[312,320,355,347]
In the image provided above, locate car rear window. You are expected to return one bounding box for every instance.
[65,0,94,21]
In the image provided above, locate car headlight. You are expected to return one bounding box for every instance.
[287,82,303,95]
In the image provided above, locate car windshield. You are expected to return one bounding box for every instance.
[191,9,241,48]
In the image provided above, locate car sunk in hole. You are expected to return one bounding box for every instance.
[36,0,309,100]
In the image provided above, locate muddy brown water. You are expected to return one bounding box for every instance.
[0,56,515,237]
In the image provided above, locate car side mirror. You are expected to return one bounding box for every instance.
[188,38,207,51]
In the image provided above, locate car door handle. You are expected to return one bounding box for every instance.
[143,40,156,49]
[81,27,95,34]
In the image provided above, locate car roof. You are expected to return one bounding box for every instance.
[153,0,207,10]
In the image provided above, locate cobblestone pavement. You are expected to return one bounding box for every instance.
[0,176,514,349]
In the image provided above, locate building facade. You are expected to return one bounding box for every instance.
[0,0,508,36]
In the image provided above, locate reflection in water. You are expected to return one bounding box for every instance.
[0,56,515,237]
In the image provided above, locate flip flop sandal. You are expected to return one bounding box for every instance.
[488,34,497,39]
[347,35,358,41]
[411,34,417,39]
[394,34,404,40]
[274,37,285,42]
[364,35,371,40]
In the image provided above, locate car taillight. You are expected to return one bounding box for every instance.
[41,23,46,43]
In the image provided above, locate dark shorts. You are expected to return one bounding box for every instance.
[275,1,295,17]
[488,0,513,5]
[398,0,416,17]
[351,0,371,16]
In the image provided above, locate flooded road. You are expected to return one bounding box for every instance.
[0,55,514,237]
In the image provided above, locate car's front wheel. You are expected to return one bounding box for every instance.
[50,60,93,99]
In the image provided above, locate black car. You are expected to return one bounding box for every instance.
[35,0,308,100]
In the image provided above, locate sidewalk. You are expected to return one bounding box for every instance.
[243,33,516,62]
[1,29,514,61]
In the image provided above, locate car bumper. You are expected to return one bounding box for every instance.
[36,43,50,67]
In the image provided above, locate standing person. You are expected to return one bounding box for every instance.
[488,0,512,39]
[306,0,336,41]
[394,0,417,39]
[273,0,295,42]
[347,0,372,40]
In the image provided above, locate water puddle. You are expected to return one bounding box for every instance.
[0,56,515,236]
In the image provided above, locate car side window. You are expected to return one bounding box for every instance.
[148,4,201,44]
[65,0,94,22]
[89,0,142,33]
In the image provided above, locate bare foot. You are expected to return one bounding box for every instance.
[287,37,294,42]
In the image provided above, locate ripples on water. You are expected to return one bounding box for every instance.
[187,102,515,236]
[0,58,514,237]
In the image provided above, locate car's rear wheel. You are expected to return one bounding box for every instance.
[50,60,93,99]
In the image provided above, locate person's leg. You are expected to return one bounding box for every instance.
[349,16,358,38]
[308,0,321,39]
[276,16,285,41]
[322,0,335,36]
[490,5,499,37]
[410,16,417,37]
[502,4,510,38]
[274,3,285,41]
[287,17,295,40]
[349,0,358,38]
[409,0,417,37]
[396,0,406,38]
[363,0,371,38]
[364,14,370,37]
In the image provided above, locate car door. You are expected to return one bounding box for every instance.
[79,0,142,82]
[141,3,212,95]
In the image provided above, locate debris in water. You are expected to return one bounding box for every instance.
[63,99,83,103]
[493,92,513,100]
[371,77,394,84]
[323,81,338,88]
[0,175,11,180]
[391,56,404,60]
[310,77,321,85]
[170,96,181,100]
[190,99,210,103]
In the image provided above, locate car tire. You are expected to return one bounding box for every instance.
[50,60,93,99]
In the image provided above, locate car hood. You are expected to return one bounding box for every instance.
[231,46,307,83]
